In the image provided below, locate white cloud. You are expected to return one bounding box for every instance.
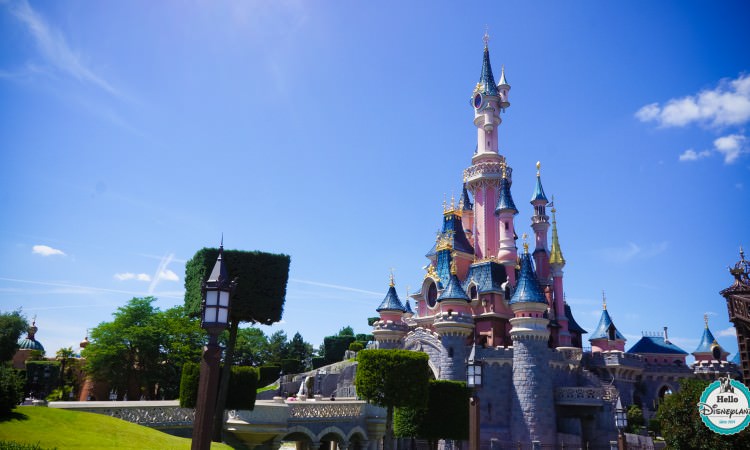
[7,0,121,97]
[678,149,711,162]
[32,244,65,256]
[114,272,151,282]
[158,269,179,282]
[635,73,750,128]
[718,326,737,337]
[714,134,746,164]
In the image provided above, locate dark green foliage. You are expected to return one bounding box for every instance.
[349,342,364,352]
[232,327,268,366]
[0,442,53,450]
[258,365,281,387]
[311,357,325,370]
[287,332,313,371]
[647,418,660,435]
[355,349,430,408]
[178,363,258,410]
[0,367,24,417]
[355,333,374,343]
[367,317,379,327]
[626,404,644,433]
[178,362,200,408]
[322,336,356,364]
[394,380,469,441]
[183,248,290,325]
[0,311,28,363]
[355,349,430,450]
[280,359,302,375]
[225,366,258,410]
[656,378,750,449]
[24,361,60,400]
[338,326,354,336]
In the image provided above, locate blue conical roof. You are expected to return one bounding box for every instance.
[564,303,588,334]
[460,184,473,211]
[404,297,414,315]
[627,335,687,355]
[509,252,546,304]
[478,46,499,96]
[437,273,470,302]
[531,174,548,203]
[693,326,725,355]
[376,285,406,312]
[495,176,518,214]
[589,309,626,341]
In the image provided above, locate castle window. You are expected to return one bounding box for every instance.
[448,347,454,358]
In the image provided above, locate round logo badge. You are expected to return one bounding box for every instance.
[697,377,750,435]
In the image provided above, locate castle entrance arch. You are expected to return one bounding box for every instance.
[404,329,443,379]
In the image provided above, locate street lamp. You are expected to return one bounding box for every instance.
[467,341,482,450]
[192,243,236,450]
[614,396,628,450]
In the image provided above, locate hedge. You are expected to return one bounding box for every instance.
[179,363,258,410]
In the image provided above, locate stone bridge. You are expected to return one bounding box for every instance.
[49,398,386,450]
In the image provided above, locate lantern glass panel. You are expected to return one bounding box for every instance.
[218,308,228,324]
[219,291,229,307]
[206,290,219,306]
[205,306,217,323]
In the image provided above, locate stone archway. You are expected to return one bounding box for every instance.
[317,426,347,450]
[404,329,444,379]
[281,427,319,450]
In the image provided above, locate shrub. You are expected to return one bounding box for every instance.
[0,366,23,417]
[311,357,325,370]
[258,365,281,387]
[348,342,364,352]
[280,359,302,375]
[225,366,258,410]
[178,362,200,408]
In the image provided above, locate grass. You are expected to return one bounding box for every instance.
[0,407,234,450]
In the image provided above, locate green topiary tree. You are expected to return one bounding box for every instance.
[0,366,24,418]
[179,363,259,410]
[179,362,200,408]
[184,247,290,441]
[348,342,364,353]
[355,349,430,450]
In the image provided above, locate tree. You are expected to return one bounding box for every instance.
[184,247,290,442]
[355,349,430,450]
[656,378,750,449]
[0,366,23,418]
[288,332,313,371]
[0,310,28,363]
[232,327,269,366]
[265,331,289,365]
[55,347,77,399]
[626,403,644,434]
[395,380,469,450]
[82,298,203,399]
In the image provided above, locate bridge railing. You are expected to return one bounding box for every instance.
[48,400,194,427]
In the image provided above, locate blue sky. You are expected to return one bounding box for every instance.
[1,0,749,360]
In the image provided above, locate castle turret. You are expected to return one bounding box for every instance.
[693,315,729,362]
[549,201,570,346]
[433,258,474,381]
[508,238,556,445]
[589,293,626,352]
[495,168,518,284]
[530,162,550,282]
[372,273,408,349]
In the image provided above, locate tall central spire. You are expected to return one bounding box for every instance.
[478,33,499,96]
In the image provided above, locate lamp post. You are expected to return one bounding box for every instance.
[467,342,482,450]
[192,243,235,450]
[614,396,628,450]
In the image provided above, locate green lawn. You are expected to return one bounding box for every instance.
[0,407,234,450]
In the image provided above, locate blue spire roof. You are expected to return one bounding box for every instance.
[589,309,625,341]
[460,184,473,211]
[462,261,507,294]
[627,335,688,355]
[495,176,518,214]
[531,173,548,203]
[564,303,587,334]
[376,285,406,312]
[438,273,470,302]
[693,326,722,354]
[509,252,546,304]
[404,297,414,315]
[478,45,499,96]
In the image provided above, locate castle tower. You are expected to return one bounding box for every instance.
[372,273,408,349]
[433,258,474,381]
[549,202,570,347]
[495,168,518,283]
[464,33,511,262]
[692,315,729,362]
[589,293,626,352]
[530,162,550,282]
[459,183,475,244]
[509,239,556,445]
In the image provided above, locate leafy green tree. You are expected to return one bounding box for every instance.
[232,327,269,366]
[288,332,313,371]
[184,247,290,442]
[656,378,750,449]
[355,349,430,450]
[82,298,203,399]
[0,311,28,363]
[626,403,644,434]
[0,366,24,417]
[395,380,469,450]
[265,331,289,365]
[338,326,355,336]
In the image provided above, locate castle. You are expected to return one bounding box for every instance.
[369,35,741,448]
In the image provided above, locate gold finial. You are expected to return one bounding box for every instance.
[602,291,607,310]
[450,192,456,211]
[501,163,507,179]
[389,268,395,287]
[442,194,447,212]
[450,253,458,275]
[522,233,529,253]
[536,161,541,177]
[704,314,709,329]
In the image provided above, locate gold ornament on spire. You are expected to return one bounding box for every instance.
[450,253,458,275]
[389,268,395,287]
[522,233,529,253]
[536,161,541,177]
[704,313,709,329]
[602,291,607,310]
[483,27,489,47]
